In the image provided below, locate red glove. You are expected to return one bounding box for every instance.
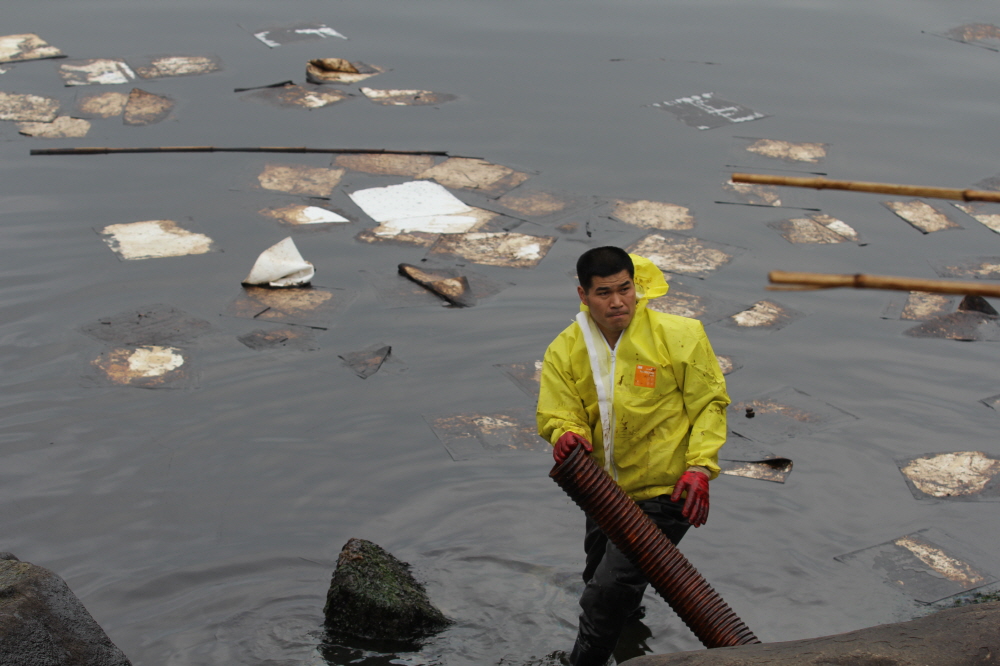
[670,470,710,528]
[553,432,593,464]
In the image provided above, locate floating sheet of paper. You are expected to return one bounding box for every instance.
[398,263,476,307]
[651,93,767,130]
[348,180,482,238]
[494,361,543,398]
[722,180,783,207]
[0,91,59,122]
[610,199,695,231]
[306,59,384,84]
[243,237,315,287]
[882,291,958,321]
[418,158,530,197]
[257,164,345,197]
[719,435,792,483]
[0,34,63,64]
[238,327,318,352]
[734,136,828,164]
[724,300,803,331]
[903,311,1000,341]
[361,87,456,106]
[58,58,136,85]
[897,451,1000,501]
[835,528,997,603]
[243,83,349,109]
[80,305,212,346]
[253,22,347,47]
[225,286,352,328]
[427,231,556,268]
[427,406,548,461]
[334,153,437,177]
[883,200,962,233]
[123,88,173,125]
[258,204,349,226]
[647,286,740,324]
[17,116,90,138]
[937,24,1000,51]
[728,387,857,444]
[339,343,392,379]
[627,232,737,278]
[931,256,1000,279]
[74,91,129,118]
[133,55,222,79]
[361,267,509,308]
[98,220,215,260]
[952,202,1000,234]
[768,214,860,244]
[89,345,193,389]
[355,228,440,247]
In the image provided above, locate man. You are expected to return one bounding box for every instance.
[537,246,730,666]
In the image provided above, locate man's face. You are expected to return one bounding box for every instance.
[577,269,636,343]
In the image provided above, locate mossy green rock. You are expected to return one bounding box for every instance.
[323,538,450,642]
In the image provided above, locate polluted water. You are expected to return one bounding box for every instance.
[6,2,1000,666]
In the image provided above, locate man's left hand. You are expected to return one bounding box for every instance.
[670,470,709,528]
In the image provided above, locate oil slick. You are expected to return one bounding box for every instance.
[427,232,555,268]
[98,220,215,260]
[728,387,857,445]
[257,164,345,197]
[427,407,548,461]
[74,91,129,118]
[418,158,530,198]
[769,214,860,244]
[335,153,437,177]
[610,199,695,231]
[91,346,190,388]
[123,88,174,125]
[339,343,392,379]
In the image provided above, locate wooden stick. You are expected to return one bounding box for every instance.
[769,270,1000,297]
[30,146,457,157]
[732,173,1000,203]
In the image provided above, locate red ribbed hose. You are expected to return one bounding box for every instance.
[550,446,760,648]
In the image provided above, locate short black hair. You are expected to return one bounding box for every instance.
[577,246,634,291]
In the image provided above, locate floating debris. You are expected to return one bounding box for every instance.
[253,22,347,48]
[982,393,1000,411]
[903,310,1000,341]
[58,58,136,86]
[0,34,63,63]
[123,88,174,125]
[610,199,695,231]
[306,59,384,84]
[716,355,741,376]
[931,256,1000,280]
[226,286,352,327]
[427,231,556,268]
[883,200,961,234]
[882,291,957,321]
[349,180,482,237]
[339,343,392,379]
[17,116,90,138]
[243,83,350,109]
[939,24,1000,51]
[97,220,214,260]
[243,237,315,287]
[952,202,1000,234]
[494,361,543,398]
[651,93,767,130]
[628,232,737,278]
[355,228,439,247]
[398,263,476,307]
[427,406,547,461]
[238,326,318,352]
[739,137,828,164]
[647,286,739,324]
[361,87,456,106]
[719,437,792,483]
[897,451,1000,501]
[725,300,802,331]
[723,180,782,206]
[133,55,222,79]
[0,91,59,122]
[259,204,349,226]
[835,528,996,603]
[334,152,436,177]
[90,345,192,388]
[257,163,345,197]
[74,91,129,118]
[729,387,857,444]
[418,158,530,197]
[495,189,573,218]
[361,267,508,307]
[768,214,860,244]
[80,305,212,346]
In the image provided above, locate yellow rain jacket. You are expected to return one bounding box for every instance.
[536,255,730,501]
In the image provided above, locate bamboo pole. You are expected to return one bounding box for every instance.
[769,270,1000,297]
[30,146,457,157]
[732,173,1000,203]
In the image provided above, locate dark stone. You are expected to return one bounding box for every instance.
[323,538,450,642]
[621,600,1000,666]
[0,557,132,666]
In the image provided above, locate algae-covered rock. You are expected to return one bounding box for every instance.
[323,538,450,642]
[0,553,132,666]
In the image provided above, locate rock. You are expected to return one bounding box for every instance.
[621,600,1000,666]
[0,555,132,666]
[323,538,450,643]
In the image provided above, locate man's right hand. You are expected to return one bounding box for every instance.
[553,432,593,464]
